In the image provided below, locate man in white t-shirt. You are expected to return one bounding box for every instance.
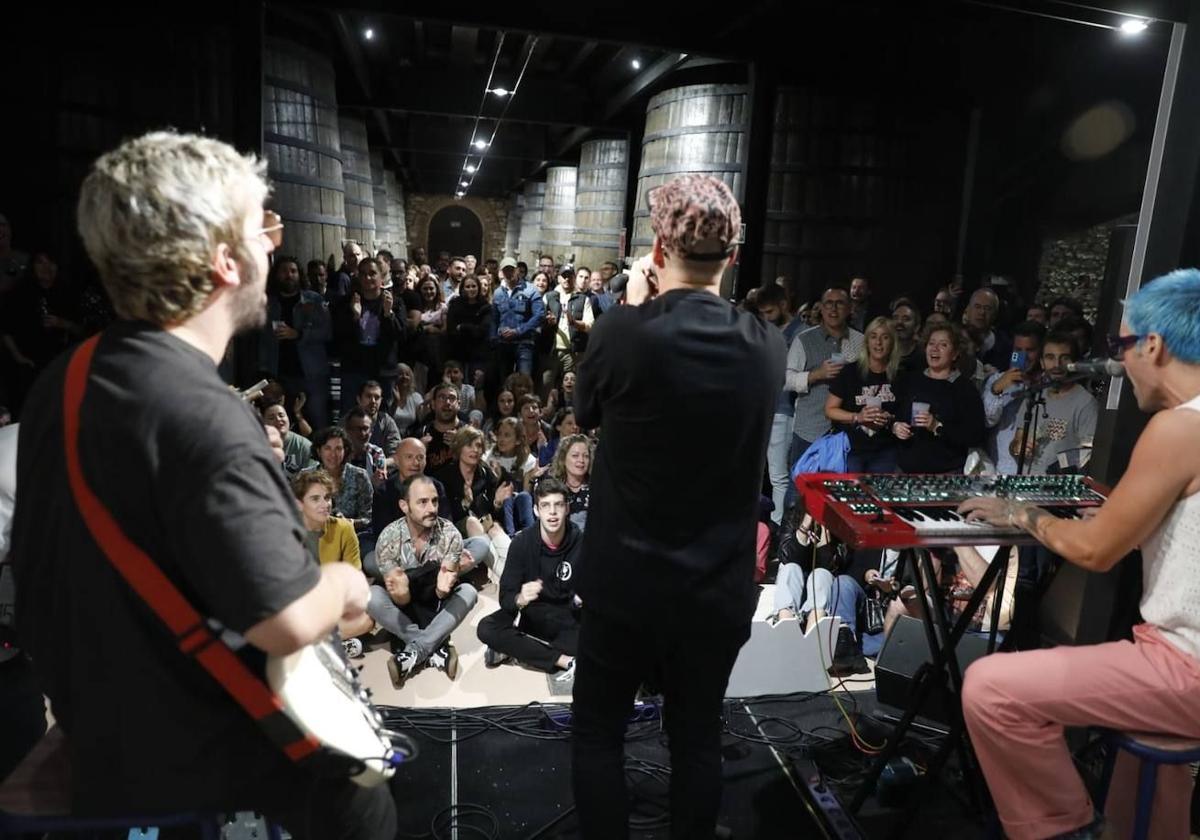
[1011,331,1098,474]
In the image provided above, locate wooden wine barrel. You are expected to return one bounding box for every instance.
[338,115,376,249]
[385,170,408,258]
[541,166,577,266]
[572,138,628,272]
[369,149,393,254]
[517,181,545,263]
[505,191,524,258]
[262,38,346,264]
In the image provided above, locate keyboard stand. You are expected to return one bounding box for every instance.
[850,544,1011,831]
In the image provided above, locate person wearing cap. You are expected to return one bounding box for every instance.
[570,174,785,839]
[489,256,545,390]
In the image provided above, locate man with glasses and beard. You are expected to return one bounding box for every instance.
[9,133,393,837]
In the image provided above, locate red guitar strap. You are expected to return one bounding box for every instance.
[62,335,320,763]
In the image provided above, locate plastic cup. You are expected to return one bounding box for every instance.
[911,401,930,422]
[829,352,846,365]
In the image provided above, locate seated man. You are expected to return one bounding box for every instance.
[770,506,867,675]
[372,436,446,537]
[477,479,581,679]
[372,476,480,684]
[292,469,374,657]
[343,406,388,489]
[357,379,401,457]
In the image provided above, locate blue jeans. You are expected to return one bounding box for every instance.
[502,492,535,536]
[767,413,794,525]
[846,448,898,474]
[773,565,864,638]
[782,435,812,515]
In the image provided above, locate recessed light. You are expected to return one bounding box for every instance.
[631,59,641,70]
[1120,18,1149,34]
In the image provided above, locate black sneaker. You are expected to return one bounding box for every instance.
[428,642,459,679]
[483,646,509,668]
[387,648,420,687]
[828,625,869,677]
[342,637,364,659]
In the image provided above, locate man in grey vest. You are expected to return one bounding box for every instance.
[784,286,863,506]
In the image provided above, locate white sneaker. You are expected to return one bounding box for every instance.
[342,637,364,658]
[427,642,459,680]
[387,648,420,687]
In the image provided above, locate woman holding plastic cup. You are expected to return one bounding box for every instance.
[891,322,985,474]
[825,316,903,473]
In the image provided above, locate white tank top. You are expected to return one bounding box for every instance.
[1139,393,1200,659]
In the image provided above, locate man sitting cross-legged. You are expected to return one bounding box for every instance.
[476,478,582,681]
[372,475,480,684]
[291,469,374,658]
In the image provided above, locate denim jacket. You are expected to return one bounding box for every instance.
[258,290,331,382]
[489,281,545,344]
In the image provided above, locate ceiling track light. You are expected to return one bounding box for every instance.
[488,87,511,97]
[465,164,477,173]
[1119,18,1149,34]
[473,139,489,150]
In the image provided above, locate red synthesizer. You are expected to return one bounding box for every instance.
[794,473,1110,550]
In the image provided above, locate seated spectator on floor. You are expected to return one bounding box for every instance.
[434,426,510,539]
[373,437,447,538]
[892,323,986,474]
[372,476,480,685]
[770,505,867,674]
[982,321,1045,474]
[342,407,388,489]
[291,469,373,655]
[441,359,480,414]
[262,423,285,467]
[476,479,582,678]
[549,433,592,531]
[390,363,424,437]
[824,316,902,474]
[305,426,373,534]
[504,372,536,404]
[262,402,314,475]
[413,382,465,474]
[538,407,579,467]
[1010,330,1099,475]
[486,417,538,536]
[517,394,552,463]
[357,380,400,456]
[483,389,516,436]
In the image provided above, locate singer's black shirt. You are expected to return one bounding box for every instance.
[11,320,321,813]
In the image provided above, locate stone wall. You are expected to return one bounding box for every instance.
[1035,213,1136,322]
[404,194,511,262]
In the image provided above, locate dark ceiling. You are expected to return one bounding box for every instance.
[266,0,1187,199]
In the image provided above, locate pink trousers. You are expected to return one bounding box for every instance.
[962,624,1200,840]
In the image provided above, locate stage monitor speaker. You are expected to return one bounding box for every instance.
[874,616,992,725]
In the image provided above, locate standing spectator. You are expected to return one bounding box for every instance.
[464,255,477,276]
[441,256,467,301]
[786,286,864,487]
[889,297,924,373]
[356,380,400,456]
[305,258,328,297]
[848,276,886,333]
[537,255,556,277]
[390,363,424,436]
[543,266,583,388]
[1048,296,1085,329]
[1025,302,1048,325]
[0,213,29,294]
[932,286,956,318]
[332,257,406,413]
[1010,331,1099,474]
[260,256,331,431]
[410,276,448,392]
[446,274,492,382]
[476,478,583,674]
[413,382,465,474]
[983,321,1046,475]
[2,252,82,415]
[489,257,545,386]
[306,426,373,533]
[763,283,809,524]
[825,317,903,473]
[330,240,363,304]
[262,402,314,475]
[372,476,478,685]
[892,323,986,474]
[965,287,1012,371]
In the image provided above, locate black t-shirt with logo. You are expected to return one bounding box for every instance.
[10,320,321,813]
[829,364,901,453]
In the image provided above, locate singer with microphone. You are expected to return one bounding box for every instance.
[957,269,1200,839]
[1008,330,1099,475]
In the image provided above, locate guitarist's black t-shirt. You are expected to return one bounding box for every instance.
[10,320,321,813]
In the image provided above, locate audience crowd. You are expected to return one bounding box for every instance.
[0,210,1105,680]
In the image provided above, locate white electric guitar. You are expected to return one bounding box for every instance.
[267,637,406,787]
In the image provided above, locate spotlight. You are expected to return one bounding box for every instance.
[364,28,374,40]
[1120,18,1149,34]
[489,87,510,97]
[465,164,477,173]
[473,139,489,150]
[631,59,641,70]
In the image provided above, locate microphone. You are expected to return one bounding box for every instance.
[1065,358,1124,378]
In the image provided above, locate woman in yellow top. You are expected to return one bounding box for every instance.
[292,469,372,656]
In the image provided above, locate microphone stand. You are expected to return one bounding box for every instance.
[1016,376,1050,476]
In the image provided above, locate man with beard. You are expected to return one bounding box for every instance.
[412,382,465,474]
[332,257,407,413]
[9,133,393,836]
[260,256,331,430]
[889,297,924,373]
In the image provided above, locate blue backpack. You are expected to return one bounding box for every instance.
[790,432,849,479]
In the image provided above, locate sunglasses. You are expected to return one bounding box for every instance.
[1106,333,1142,359]
[257,210,284,249]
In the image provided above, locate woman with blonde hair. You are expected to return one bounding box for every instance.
[434,425,512,538]
[824,315,903,473]
[549,432,592,529]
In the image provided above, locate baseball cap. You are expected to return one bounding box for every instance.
[647,174,741,261]
[499,257,518,270]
